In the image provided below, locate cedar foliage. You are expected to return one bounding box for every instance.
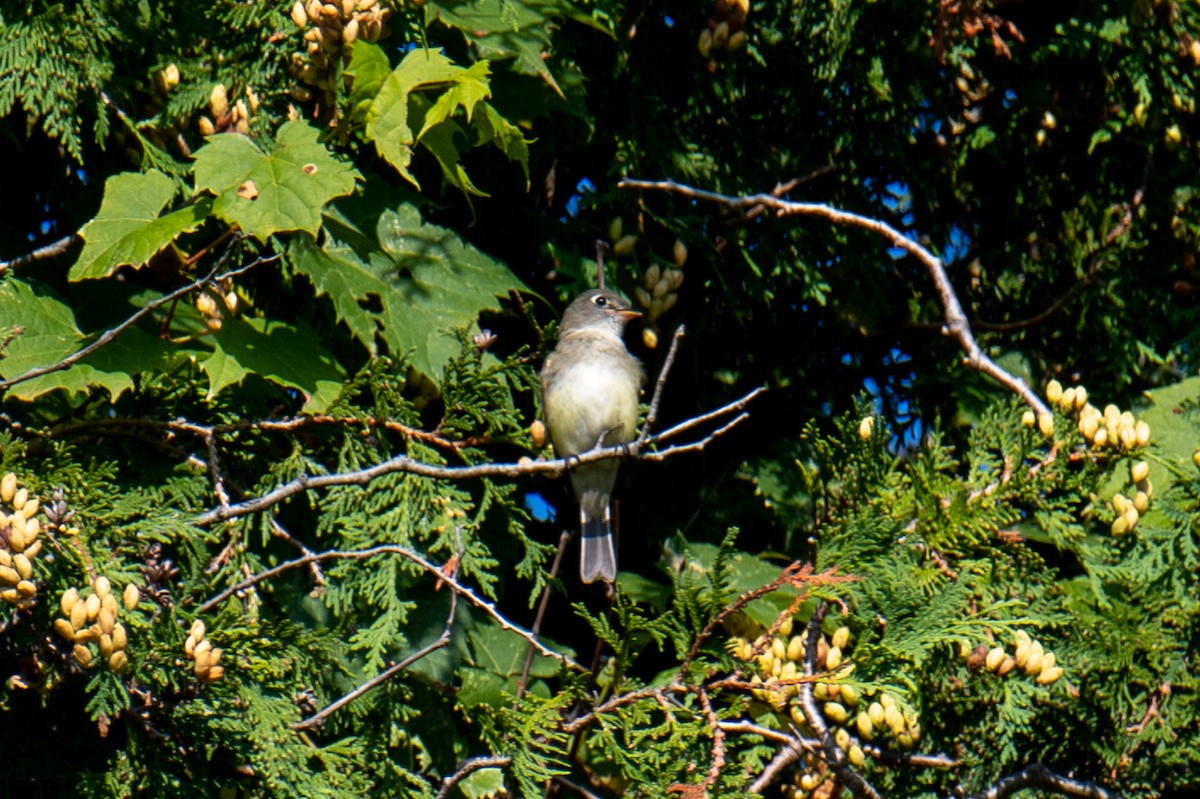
[2,1,1200,797]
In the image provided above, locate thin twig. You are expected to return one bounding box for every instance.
[596,240,609,290]
[638,325,686,447]
[860,743,956,769]
[47,413,478,452]
[963,762,1124,799]
[518,528,572,699]
[679,563,854,676]
[639,413,751,461]
[552,775,607,799]
[0,235,80,275]
[652,387,766,444]
[269,517,325,586]
[734,166,837,226]
[1125,682,1169,735]
[205,429,231,511]
[191,386,762,527]
[748,733,810,794]
[0,255,275,392]
[796,603,882,799]
[197,543,584,671]
[292,589,459,732]
[617,178,1050,416]
[436,755,514,799]
[697,688,727,791]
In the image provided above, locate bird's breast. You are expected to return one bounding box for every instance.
[544,354,641,456]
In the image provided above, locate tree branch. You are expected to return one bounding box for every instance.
[0,234,81,275]
[964,762,1124,799]
[292,587,459,732]
[191,386,762,527]
[436,755,514,799]
[0,254,276,392]
[197,543,583,670]
[638,324,686,447]
[617,178,1050,416]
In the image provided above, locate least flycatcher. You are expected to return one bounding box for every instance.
[541,289,643,583]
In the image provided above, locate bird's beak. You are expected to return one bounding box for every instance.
[617,309,641,320]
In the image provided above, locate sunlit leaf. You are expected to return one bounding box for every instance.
[193,122,361,241]
[291,203,526,381]
[0,278,174,400]
[198,315,345,411]
[71,170,210,280]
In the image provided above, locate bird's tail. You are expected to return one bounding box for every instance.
[580,502,617,584]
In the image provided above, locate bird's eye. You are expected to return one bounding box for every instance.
[592,295,608,307]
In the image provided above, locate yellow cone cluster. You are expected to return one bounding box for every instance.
[1023,382,1159,538]
[154,63,181,95]
[634,239,686,349]
[982,630,1063,685]
[185,620,225,683]
[195,278,240,332]
[197,83,259,137]
[785,751,836,799]
[697,0,749,58]
[288,0,389,114]
[729,617,921,792]
[54,577,138,673]
[607,216,638,260]
[1,472,44,608]
[1110,459,1153,536]
[1025,380,1153,453]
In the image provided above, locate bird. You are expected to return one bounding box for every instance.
[541,288,644,583]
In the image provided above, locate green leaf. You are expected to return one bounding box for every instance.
[1138,376,1200,481]
[193,122,361,242]
[366,48,474,186]
[346,40,393,124]
[361,48,531,195]
[474,104,531,187]
[429,0,601,94]
[0,279,175,401]
[72,170,210,280]
[198,315,345,411]
[290,203,526,382]
[420,120,490,197]
[418,60,493,140]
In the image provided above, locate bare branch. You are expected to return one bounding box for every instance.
[747,731,810,794]
[794,603,882,799]
[436,755,514,799]
[964,762,1124,799]
[269,517,325,587]
[638,324,686,447]
[617,178,1050,416]
[652,387,766,444]
[191,386,763,527]
[293,589,459,732]
[639,412,750,461]
[0,255,276,392]
[595,240,609,290]
[48,413,480,452]
[551,775,607,799]
[0,235,81,275]
[697,688,727,791]
[197,543,584,671]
